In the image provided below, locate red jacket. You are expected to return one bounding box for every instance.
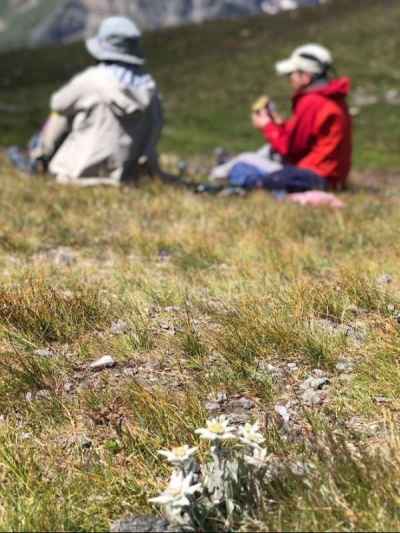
[263,78,352,189]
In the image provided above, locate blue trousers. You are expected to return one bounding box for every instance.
[260,166,326,192]
[229,163,326,192]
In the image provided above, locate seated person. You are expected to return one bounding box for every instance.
[251,43,352,192]
[9,17,163,186]
[207,44,352,194]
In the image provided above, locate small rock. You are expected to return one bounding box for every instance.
[89,355,116,371]
[229,412,251,425]
[275,404,290,424]
[229,397,255,410]
[300,376,330,391]
[313,318,366,343]
[204,401,220,413]
[207,391,227,404]
[347,417,381,437]
[164,306,180,313]
[78,436,93,449]
[33,348,53,358]
[388,304,395,312]
[144,360,162,372]
[111,320,129,335]
[62,289,74,299]
[344,323,367,343]
[374,396,392,404]
[36,390,51,400]
[376,274,393,285]
[64,434,93,449]
[301,389,327,406]
[111,515,171,533]
[312,369,326,377]
[64,382,74,393]
[289,461,311,477]
[265,363,279,372]
[123,367,138,377]
[256,361,283,378]
[287,363,298,371]
[335,359,354,373]
[216,391,228,403]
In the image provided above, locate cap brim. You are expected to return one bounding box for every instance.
[275,58,296,76]
[86,38,145,65]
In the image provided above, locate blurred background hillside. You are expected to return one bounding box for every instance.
[0,0,326,50]
[0,0,398,172]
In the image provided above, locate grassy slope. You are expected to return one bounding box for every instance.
[0,1,400,531]
[1,0,400,170]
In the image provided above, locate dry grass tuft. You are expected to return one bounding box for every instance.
[0,279,110,343]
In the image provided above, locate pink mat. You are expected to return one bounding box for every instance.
[287,190,345,208]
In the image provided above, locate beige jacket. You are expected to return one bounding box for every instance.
[48,64,162,184]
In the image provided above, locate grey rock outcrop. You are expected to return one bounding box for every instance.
[111,515,172,533]
[2,0,329,49]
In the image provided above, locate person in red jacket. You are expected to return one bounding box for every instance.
[252,43,352,191]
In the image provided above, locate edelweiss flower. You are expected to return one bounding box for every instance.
[244,446,268,468]
[239,422,265,447]
[195,415,236,442]
[158,445,198,465]
[149,471,201,508]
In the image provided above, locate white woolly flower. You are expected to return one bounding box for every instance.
[239,422,265,448]
[158,445,198,465]
[149,471,201,508]
[195,415,236,442]
[244,447,269,468]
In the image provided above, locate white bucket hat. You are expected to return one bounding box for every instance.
[276,44,333,76]
[86,16,145,65]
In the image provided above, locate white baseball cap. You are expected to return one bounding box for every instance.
[276,44,333,76]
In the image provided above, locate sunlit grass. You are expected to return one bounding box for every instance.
[0,0,399,530]
[0,161,398,529]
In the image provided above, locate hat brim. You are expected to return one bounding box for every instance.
[86,38,145,65]
[275,58,296,76]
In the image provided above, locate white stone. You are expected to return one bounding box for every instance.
[275,404,290,424]
[90,355,115,370]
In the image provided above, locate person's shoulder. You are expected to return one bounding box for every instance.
[294,90,325,111]
[69,65,103,84]
[306,90,345,114]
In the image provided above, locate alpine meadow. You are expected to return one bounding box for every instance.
[0,0,400,531]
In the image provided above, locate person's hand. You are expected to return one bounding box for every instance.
[251,109,271,130]
[270,110,284,125]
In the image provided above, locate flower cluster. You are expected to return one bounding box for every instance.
[149,416,269,529]
[149,470,201,508]
[195,415,236,442]
[158,445,198,466]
